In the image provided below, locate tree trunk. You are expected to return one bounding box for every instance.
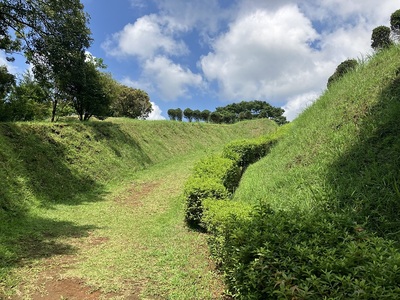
[51,99,58,122]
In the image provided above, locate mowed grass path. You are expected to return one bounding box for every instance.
[5,151,226,299]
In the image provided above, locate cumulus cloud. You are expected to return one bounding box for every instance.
[200,5,325,103]
[102,14,188,59]
[121,56,203,101]
[283,91,320,121]
[146,101,166,120]
[142,56,203,100]
[104,0,399,120]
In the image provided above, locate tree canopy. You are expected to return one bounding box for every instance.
[168,101,288,125]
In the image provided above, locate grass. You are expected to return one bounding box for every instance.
[0,118,276,299]
[220,45,400,298]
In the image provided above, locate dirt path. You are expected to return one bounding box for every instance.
[3,154,226,299]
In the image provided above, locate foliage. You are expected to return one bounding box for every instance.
[220,45,400,299]
[327,59,358,88]
[167,108,183,121]
[222,135,278,169]
[192,109,201,122]
[184,128,282,230]
[169,101,288,125]
[216,100,288,125]
[192,155,241,193]
[217,206,400,299]
[0,65,15,99]
[184,177,229,228]
[371,25,393,50]
[183,108,193,122]
[200,109,211,122]
[390,9,400,40]
[1,0,92,121]
[111,85,152,119]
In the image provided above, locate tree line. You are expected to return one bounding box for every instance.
[328,9,400,88]
[0,0,152,122]
[168,100,288,125]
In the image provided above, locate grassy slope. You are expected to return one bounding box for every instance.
[218,45,400,299]
[0,118,276,299]
[236,45,400,240]
[0,118,275,213]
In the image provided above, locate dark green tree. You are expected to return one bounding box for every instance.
[209,111,222,123]
[371,26,393,50]
[176,108,183,121]
[1,0,92,121]
[327,59,358,88]
[192,109,201,122]
[183,108,193,122]
[112,85,152,119]
[0,65,15,99]
[390,9,400,40]
[200,109,211,122]
[167,108,177,120]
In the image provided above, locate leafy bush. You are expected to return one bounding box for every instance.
[184,177,229,228]
[222,136,277,169]
[192,155,241,193]
[216,205,400,299]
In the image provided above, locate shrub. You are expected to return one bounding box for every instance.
[184,177,228,228]
[371,26,393,51]
[192,155,241,193]
[222,136,277,169]
[215,204,400,299]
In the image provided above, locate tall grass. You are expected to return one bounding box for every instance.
[216,45,400,298]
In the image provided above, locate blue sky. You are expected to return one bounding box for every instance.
[2,0,399,120]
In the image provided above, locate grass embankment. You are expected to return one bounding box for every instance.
[0,118,276,299]
[218,45,400,298]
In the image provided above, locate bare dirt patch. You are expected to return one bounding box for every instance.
[114,181,161,208]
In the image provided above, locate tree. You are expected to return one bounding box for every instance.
[327,59,358,88]
[215,100,287,125]
[175,108,183,121]
[200,109,211,122]
[167,108,177,120]
[183,108,193,122]
[209,112,222,123]
[192,109,201,122]
[112,85,152,119]
[371,26,392,50]
[1,0,92,121]
[0,65,15,99]
[390,9,400,40]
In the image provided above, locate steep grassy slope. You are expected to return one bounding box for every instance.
[0,118,276,214]
[236,45,400,237]
[221,45,400,298]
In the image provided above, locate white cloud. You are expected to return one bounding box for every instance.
[122,56,203,101]
[146,101,166,120]
[102,14,188,59]
[142,56,203,100]
[283,91,320,121]
[200,5,324,103]
[104,0,399,120]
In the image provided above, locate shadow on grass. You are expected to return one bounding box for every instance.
[326,74,400,241]
[0,212,98,283]
[0,121,152,212]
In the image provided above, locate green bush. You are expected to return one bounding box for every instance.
[222,136,277,168]
[202,198,252,266]
[215,204,400,299]
[183,177,229,228]
[192,155,241,193]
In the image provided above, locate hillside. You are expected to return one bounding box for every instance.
[222,45,400,298]
[0,118,276,215]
